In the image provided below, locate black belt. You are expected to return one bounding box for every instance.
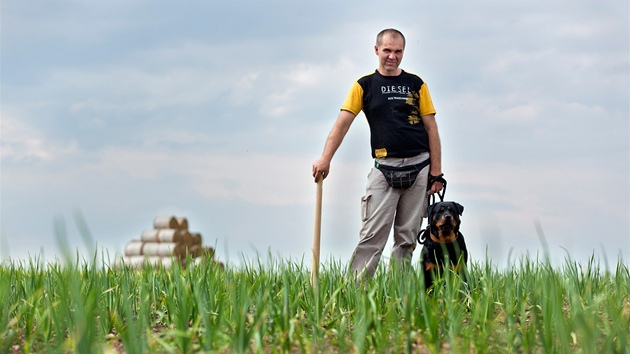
[374,158,430,172]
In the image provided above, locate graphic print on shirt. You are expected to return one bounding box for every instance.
[405,91,421,124]
[383,85,421,126]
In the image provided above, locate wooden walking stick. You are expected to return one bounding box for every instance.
[311,176,323,286]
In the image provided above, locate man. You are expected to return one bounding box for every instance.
[311,28,444,280]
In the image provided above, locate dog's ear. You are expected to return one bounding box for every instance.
[454,202,464,215]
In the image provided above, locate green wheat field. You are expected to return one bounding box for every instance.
[1,250,628,354]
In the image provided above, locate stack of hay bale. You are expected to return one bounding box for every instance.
[117,216,221,269]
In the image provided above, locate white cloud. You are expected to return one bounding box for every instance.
[259,57,360,119]
[0,114,78,163]
[51,67,224,111]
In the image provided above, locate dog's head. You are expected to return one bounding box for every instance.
[428,201,464,243]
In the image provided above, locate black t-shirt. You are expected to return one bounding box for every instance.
[341,70,436,158]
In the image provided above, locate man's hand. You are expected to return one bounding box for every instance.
[427,172,445,195]
[312,157,330,182]
[428,180,444,195]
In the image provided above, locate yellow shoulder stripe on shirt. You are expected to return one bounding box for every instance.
[340,81,363,115]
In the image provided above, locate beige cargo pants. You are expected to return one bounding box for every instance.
[350,152,430,280]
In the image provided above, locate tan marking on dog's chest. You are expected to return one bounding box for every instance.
[430,231,459,244]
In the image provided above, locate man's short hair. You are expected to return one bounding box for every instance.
[376,29,406,49]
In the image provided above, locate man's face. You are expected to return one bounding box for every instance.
[374,34,404,76]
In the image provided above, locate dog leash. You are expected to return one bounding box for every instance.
[427,173,447,204]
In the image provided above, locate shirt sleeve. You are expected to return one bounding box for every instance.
[419,83,437,117]
[340,81,364,115]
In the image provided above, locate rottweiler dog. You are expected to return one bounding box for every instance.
[418,201,468,288]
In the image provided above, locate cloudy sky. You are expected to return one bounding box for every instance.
[1,1,628,269]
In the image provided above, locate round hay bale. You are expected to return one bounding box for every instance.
[125,240,144,256]
[179,244,199,258]
[125,256,163,268]
[142,242,182,257]
[176,217,188,230]
[157,229,183,243]
[140,229,159,242]
[200,246,215,258]
[153,216,178,229]
[113,256,135,269]
[189,257,224,270]
[190,233,202,246]
[179,231,193,246]
[146,256,163,267]
[188,244,201,258]
[111,256,127,269]
[215,261,225,270]
[159,257,175,269]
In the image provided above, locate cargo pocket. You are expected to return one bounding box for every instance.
[361,194,372,222]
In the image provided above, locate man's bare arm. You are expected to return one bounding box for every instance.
[421,114,443,193]
[312,110,357,182]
